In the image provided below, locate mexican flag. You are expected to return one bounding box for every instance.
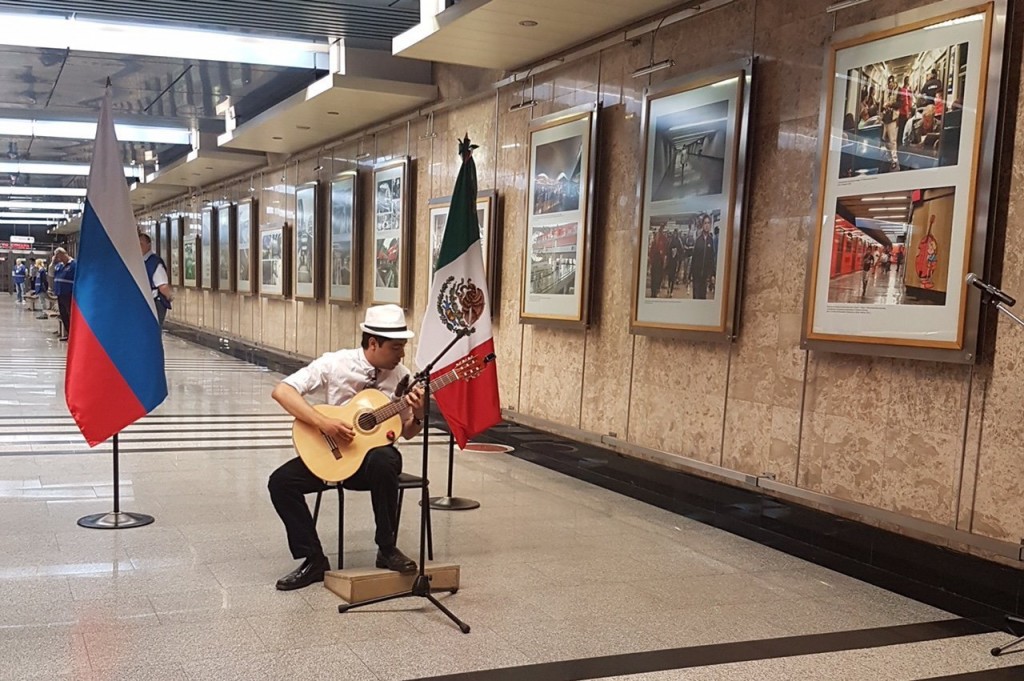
[416,136,501,447]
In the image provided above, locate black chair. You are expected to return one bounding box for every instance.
[311,471,433,569]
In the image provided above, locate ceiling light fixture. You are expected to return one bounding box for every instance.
[825,0,871,12]
[0,119,191,145]
[0,201,81,210]
[0,161,141,177]
[0,218,60,225]
[632,59,675,78]
[0,187,86,197]
[0,212,72,219]
[0,12,329,69]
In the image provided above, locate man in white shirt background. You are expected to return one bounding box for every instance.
[138,232,173,327]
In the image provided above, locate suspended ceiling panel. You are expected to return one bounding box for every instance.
[129,181,188,207]
[394,0,690,70]
[145,147,266,188]
[218,72,437,155]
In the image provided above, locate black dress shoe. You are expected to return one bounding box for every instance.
[275,555,329,591]
[376,548,417,573]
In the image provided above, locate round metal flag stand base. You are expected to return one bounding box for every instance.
[77,511,155,530]
[427,496,480,511]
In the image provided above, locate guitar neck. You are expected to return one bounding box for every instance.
[369,367,461,423]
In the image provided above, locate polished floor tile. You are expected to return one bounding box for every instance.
[0,297,1016,681]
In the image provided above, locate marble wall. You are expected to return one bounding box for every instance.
[143,0,1024,560]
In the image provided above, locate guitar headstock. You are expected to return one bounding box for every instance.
[453,352,495,381]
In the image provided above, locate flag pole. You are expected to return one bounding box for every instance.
[77,433,155,529]
[427,432,480,511]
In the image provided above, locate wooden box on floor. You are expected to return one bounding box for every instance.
[324,563,460,603]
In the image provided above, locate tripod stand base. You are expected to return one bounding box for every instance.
[77,511,155,529]
[427,496,480,511]
[337,576,470,634]
[991,616,1024,656]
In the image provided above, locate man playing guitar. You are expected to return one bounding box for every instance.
[269,305,425,591]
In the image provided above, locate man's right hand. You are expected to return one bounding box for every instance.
[317,416,355,444]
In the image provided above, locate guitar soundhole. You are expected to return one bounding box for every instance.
[357,412,378,430]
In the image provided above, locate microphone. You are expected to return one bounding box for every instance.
[967,273,1016,307]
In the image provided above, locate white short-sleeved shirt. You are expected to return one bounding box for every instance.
[282,347,413,415]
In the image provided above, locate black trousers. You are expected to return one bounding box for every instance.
[268,446,402,561]
[57,293,72,336]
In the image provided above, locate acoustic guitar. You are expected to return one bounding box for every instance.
[293,353,494,482]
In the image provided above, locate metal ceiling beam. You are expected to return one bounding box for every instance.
[0,0,419,43]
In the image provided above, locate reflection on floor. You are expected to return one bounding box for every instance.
[827,267,940,306]
[0,296,1014,681]
[653,155,724,201]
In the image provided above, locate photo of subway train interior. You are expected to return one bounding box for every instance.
[839,41,968,177]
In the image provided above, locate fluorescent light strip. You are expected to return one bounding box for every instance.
[631,59,674,78]
[0,187,87,197]
[0,201,80,210]
[0,161,141,177]
[0,118,190,145]
[0,13,329,69]
[0,212,72,219]
[0,219,59,225]
[826,0,871,13]
[861,195,906,201]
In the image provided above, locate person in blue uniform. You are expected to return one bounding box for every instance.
[12,258,26,303]
[52,248,76,341]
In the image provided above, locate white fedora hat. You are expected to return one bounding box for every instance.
[360,304,414,339]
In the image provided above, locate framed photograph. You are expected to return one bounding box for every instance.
[183,233,198,288]
[170,217,182,286]
[260,224,290,298]
[631,61,754,340]
[200,208,214,290]
[428,189,497,291]
[217,203,235,292]
[328,171,358,304]
[520,104,598,326]
[803,0,1006,361]
[372,157,410,306]
[236,199,256,295]
[294,181,319,300]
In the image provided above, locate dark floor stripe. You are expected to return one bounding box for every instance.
[0,434,292,445]
[0,413,287,420]
[406,619,988,681]
[0,443,292,457]
[0,426,293,436]
[920,666,1024,680]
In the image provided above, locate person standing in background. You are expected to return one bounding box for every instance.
[52,248,76,341]
[32,258,48,296]
[12,258,26,303]
[139,233,173,327]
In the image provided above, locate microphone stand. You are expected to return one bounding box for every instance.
[982,297,1024,329]
[979,285,1024,656]
[338,330,471,634]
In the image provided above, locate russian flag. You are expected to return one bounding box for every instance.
[65,88,167,446]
